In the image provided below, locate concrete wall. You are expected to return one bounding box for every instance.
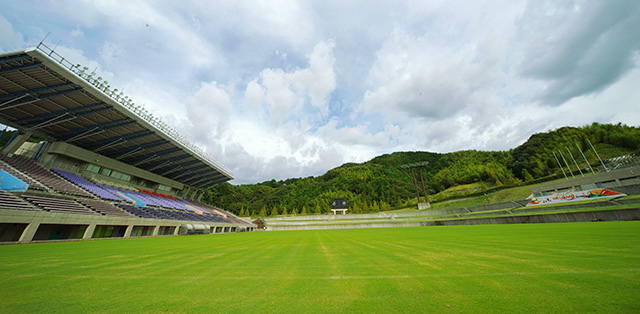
[0,208,254,244]
[265,199,531,223]
[267,208,640,231]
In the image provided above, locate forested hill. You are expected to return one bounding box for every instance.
[202,123,640,216]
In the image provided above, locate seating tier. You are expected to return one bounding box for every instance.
[0,190,40,211]
[0,155,92,197]
[76,198,135,218]
[23,195,98,215]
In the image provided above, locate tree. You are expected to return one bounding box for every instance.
[258,206,266,217]
[522,169,535,183]
[352,202,360,213]
[291,208,298,216]
[371,201,380,212]
[300,206,307,216]
[281,206,288,216]
[270,206,279,217]
[361,200,369,213]
[314,203,322,214]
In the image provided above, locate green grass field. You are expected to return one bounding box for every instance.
[1,222,639,313]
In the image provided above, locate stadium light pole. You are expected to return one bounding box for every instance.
[411,168,422,203]
[566,147,584,177]
[587,138,608,172]
[553,151,568,180]
[399,161,430,210]
[576,143,595,175]
[419,167,429,203]
[559,150,575,179]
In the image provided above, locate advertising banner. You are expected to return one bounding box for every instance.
[527,188,626,206]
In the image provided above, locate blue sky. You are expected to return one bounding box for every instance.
[1,0,639,184]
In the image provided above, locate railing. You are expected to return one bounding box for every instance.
[35,41,232,177]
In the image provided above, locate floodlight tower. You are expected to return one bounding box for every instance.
[399,161,430,210]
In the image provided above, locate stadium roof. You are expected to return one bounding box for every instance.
[0,44,233,189]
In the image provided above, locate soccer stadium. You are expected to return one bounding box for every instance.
[1,45,639,313]
[0,42,256,243]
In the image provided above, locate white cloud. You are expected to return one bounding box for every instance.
[100,41,125,66]
[184,81,234,139]
[517,0,640,105]
[2,0,639,184]
[247,40,337,126]
[0,15,25,51]
[176,40,339,182]
[358,9,519,122]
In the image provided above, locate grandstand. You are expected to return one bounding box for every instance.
[0,43,255,243]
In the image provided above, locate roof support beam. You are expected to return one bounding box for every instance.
[103,139,168,160]
[144,154,192,172]
[183,170,224,184]
[113,146,144,161]
[172,165,210,180]
[0,87,82,110]
[150,160,178,173]
[127,147,181,166]
[31,108,109,130]
[0,82,75,101]
[0,54,30,64]
[57,118,135,142]
[154,158,197,174]
[182,174,214,188]
[0,61,42,75]
[210,177,232,185]
[83,130,154,151]
[15,103,111,130]
[190,176,216,188]
[194,175,229,188]
[158,160,200,176]
[93,138,125,153]
[178,169,216,183]
[193,178,216,189]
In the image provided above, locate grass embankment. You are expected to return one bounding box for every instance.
[391,176,637,214]
[270,184,637,225]
[0,222,638,313]
[387,184,534,213]
[314,195,636,225]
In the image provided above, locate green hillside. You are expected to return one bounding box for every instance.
[203,123,640,216]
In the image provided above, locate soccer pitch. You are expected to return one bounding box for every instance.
[1,222,639,313]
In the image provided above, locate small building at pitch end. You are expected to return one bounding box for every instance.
[330,198,348,215]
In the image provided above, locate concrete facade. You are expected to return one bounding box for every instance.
[0,208,255,244]
[39,141,184,193]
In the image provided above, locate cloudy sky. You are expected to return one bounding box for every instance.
[1,0,639,184]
